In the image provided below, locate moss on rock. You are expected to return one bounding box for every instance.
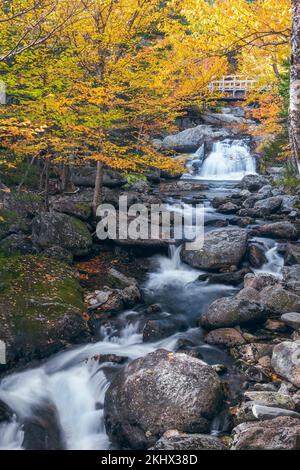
[0,254,90,369]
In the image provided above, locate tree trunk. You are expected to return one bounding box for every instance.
[44,160,50,212]
[92,161,103,217]
[290,0,300,172]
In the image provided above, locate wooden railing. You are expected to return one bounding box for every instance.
[208,75,256,95]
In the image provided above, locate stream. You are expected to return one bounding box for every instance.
[0,137,284,450]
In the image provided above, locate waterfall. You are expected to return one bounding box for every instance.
[198,139,256,180]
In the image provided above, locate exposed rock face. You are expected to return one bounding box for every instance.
[247,243,267,268]
[205,328,246,347]
[252,222,299,240]
[200,298,267,329]
[181,228,248,272]
[244,273,278,291]
[201,112,248,126]
[150,430,227,450]
[0,255,90,370]
[271,342,300,388]
[32,211,92,258]
[231,417,300,450]
[252,196,283,217]
[162,125,230,153]
[70,166,126,188]
[104,349,224,449]
[281,312,300,330]
[240,175,269,192]
[260,286,300,314]
[52,199,92,221]
[143,317,188,343]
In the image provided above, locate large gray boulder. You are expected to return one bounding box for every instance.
[200,298,267,329]
[271,342,300,388]
[231,417,300,450]
[181,228,248,271]
[104,349,224,449]
[252,222,299,240]
[259,286,300,314]
[252,197,283,217]
[200,112,248,126]
[32,212,92,257]
[162,125,230,153]
[71,166,126,188]
[240,175,269,192]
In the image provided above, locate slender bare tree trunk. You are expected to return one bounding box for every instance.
[290,0,300,172]
[44,160,50,212]
[92,161,103,217]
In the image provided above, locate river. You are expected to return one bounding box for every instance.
[0,137,284,450]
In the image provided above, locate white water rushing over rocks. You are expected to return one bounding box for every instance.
[184,139,257,181]
[0,136,283,450]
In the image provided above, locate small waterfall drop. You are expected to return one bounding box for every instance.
[198,139,256,180]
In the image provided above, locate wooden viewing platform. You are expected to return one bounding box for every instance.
[208,75,256,97]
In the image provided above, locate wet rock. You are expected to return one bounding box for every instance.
[244,391,296,410]
[240,175,269,192]
[104,349,224,449]
[281,312,300,330]
[218,202,239,214]
[231,416,300,450]
[150,430,227,450]
[182,228,248,272]
[201,298,267,330]
[32,212,92,257]
[252,222,299,240]
[244,273,279,291]
[247,243,267,268]
[22,404,63,450]
[143,317,188,343]
[285,243,300,265]
[271,342,300,388]
[92,354,128,365]
[252,197,283,217]
[260,286,300,314]
[0,400,13,423]
[198,268,251,286]
[205,328,246,347]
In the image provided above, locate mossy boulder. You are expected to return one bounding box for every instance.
[0,255,90,369]
[32,211,93,258]
[0,209,30,240]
